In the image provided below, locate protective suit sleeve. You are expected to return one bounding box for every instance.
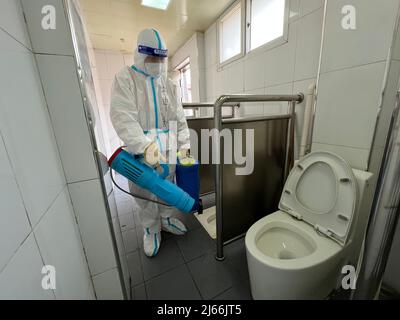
[172,81,191,151]
[110,72,152,155]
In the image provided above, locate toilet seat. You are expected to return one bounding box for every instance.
[279,151,357,245]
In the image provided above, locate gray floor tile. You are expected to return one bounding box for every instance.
[224,238,250,282]
[140,238,185,281]
[212,285,252,300]
[172,211,201,231]
[123,228,139,254]
[176,227,215,262]
[187,252,236,300]
[119,213,136,232]
[132,283,147,300]
[146,265,201,300]
[126,250,144,287]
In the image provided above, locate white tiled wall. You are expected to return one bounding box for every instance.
[312,0,400,170]
[200,0,324,159]
[33,188,93,300]
[68,180,118,276]
[92,49,129,157]
[0,0,94,299]
[170,32,207,103]
[35,54,99,183]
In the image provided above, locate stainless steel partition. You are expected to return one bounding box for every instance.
[183,103,239,196]
[184,95,304,261]
[220,115,290,243]
[214,94,304,260]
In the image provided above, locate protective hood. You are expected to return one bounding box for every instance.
[134,28,168,78]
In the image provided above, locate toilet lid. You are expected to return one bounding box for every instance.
[279,151,357,246]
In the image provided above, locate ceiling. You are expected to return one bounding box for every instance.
[79,0,234,56]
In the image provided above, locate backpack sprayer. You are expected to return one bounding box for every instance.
[108,147,202,214]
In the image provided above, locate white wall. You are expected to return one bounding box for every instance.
[170,32,207,103]
[312,0,400,172]
[0,0,94,299]
[202,0,325,158]
[93,49,132,157]
[19,0,127,299]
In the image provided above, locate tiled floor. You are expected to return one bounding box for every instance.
[113,175,252,300]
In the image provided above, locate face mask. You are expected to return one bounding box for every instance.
[145,62,163,77]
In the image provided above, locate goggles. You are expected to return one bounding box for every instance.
[138,45,168,58]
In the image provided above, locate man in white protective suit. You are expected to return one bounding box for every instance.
[110,28,191,257]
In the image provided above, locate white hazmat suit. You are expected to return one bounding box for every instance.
[110,29,191,257]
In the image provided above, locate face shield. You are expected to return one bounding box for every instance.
[138,44,168,78]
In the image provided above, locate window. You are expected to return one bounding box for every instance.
[218,1,244,66]
[247,0,288,52]
[178,58,192,104]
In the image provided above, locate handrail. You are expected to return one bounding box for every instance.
[213,93,304,261]
[183,102,240,118]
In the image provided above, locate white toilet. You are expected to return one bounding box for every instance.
[245,151,374,300]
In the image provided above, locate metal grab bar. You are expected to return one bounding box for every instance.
[183,102,240,118]
[352,93,400,299]
[214,94,304,261]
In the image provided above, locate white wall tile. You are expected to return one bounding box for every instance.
[0,30,65,226]
[92,268,124,300]
[265,82,294,115]
[264,22,297,87]
[68,179,118,276]
[244,52,265,91]
[36,54,99,183]
[241,88,265,116]
[0,134,31,271]
[94,51,108,80]
[123,54,134,67]
[299,0,325,17]
[205,66,216,101]
[0,0,31,49]
[313,62,386,150]
[321,0,399,73]
[294,8,324,81]
[312,142,370,171]
[227,60,245,94]
[215,68,224,98]
[106,52,125,79]
[205,23,217,68]
[34,188,91,300]
[21,0,74,55]
[99,79,112,108]
[0,234,54,300]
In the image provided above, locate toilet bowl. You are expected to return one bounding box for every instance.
[245,151,373,300]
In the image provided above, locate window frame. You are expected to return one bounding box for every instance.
[176,57,192,103]
[217,0,246,70]
[245,0,290,55]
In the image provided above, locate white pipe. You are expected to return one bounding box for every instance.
[299,83,316,157]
